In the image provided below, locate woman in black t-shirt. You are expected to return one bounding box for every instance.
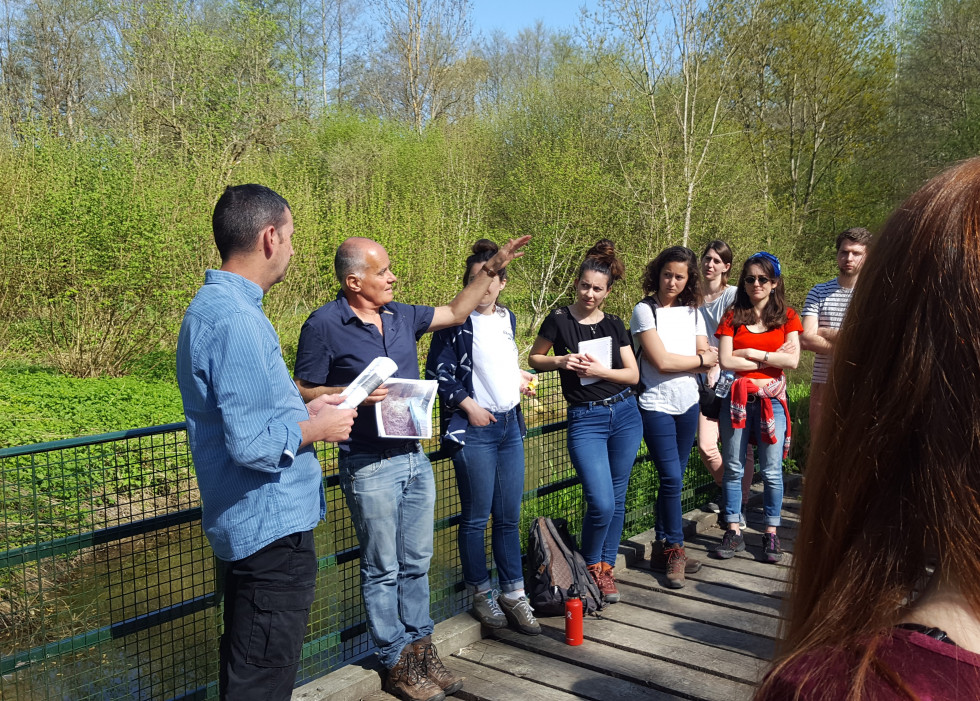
[529,239,643,604]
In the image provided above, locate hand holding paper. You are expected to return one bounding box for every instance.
[338,357,398,409]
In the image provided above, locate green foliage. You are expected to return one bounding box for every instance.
[787,380,812,470]
[0,364,184,450]
[0,0,968,403]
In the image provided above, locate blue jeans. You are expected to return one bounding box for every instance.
[452,408,525,594]
[339,445,435,669]
[719,397,786,528]
[566,394,644,566]
[641,403,700,545]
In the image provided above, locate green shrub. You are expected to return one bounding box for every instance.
[0,364,184,449]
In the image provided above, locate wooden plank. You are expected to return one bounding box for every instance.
[598,602,775,659]
[442,654,586,701]
[454,639,684,700]
[526,611,768,686]
[613,577,779,638]
[687,563,788,597]
[487,626,758,701]
[615,568,785,618]
[618,555,788,601]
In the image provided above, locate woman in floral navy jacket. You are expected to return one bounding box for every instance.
[424,239,540,635]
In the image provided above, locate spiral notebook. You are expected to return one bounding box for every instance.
[577,336,612,386]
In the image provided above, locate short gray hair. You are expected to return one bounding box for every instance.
[334,237,373,286]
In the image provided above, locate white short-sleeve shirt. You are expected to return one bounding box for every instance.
[630,301,706,415]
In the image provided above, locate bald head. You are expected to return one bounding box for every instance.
[335,237,383,288]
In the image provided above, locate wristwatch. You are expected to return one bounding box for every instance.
[482,263,499,278]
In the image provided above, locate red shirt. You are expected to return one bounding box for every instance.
[716,308,802,381]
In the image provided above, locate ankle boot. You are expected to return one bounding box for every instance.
[383,643,445,701]
[588,562,619,603]
[599,562,621,603]
[413,636,463,695]
[650,538,702,574]
[665,543,699,589]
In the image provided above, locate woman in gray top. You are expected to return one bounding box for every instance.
[697,240,754,522]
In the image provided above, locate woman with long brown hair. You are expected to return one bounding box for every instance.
[756,159,980,698]
[713,253,801,563]
[632,246,718,588]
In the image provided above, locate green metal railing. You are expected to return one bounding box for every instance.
[0,372,715,700]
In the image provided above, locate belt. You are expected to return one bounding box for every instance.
[746,394,759,403]
[381,441,422,459]
[347,441,421,460]
[574,387,633,409]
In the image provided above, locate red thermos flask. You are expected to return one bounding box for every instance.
[565,583,583,645]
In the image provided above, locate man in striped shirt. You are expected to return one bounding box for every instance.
[801,227,872,441]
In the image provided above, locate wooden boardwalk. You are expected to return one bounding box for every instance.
[298,483,801,701]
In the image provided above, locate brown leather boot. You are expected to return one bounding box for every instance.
[383,643,446,701]
[587,562,619,603]
[599,562,621,603]
[413,636,463,695]
[650,538,702,574]
[665,543,699,589]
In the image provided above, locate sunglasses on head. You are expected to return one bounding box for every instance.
[744,275,771,285]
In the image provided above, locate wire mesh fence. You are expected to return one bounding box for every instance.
[0,372,715,700]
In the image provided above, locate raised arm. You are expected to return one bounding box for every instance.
[428,235,531,332]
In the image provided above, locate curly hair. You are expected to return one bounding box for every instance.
[641,246,702,308]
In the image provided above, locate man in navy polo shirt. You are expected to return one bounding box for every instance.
[293,235,528,701]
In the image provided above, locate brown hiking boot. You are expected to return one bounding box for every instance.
[384,643,445,701]
[588,562,620,603]
[413,636,463,695]
[664,543,698,589]
[649,538,702,575]
[599,562,621,603]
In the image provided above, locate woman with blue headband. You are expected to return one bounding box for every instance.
[712,252,801,563]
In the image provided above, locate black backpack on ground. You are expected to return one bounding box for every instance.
[526,516,604,616]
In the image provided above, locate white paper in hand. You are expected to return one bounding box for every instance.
[338,357,398,409]
[577,336,612,386]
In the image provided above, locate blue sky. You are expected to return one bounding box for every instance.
[470,0,593,39]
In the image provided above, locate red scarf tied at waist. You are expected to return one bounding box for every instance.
[729,375,791,459]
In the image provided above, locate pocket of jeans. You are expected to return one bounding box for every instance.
[342,454,387,479]
[245,586,316,668]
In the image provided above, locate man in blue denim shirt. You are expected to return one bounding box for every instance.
[293,235,528,701]
[177,185,356,701]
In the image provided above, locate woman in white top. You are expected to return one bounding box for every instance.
[631,246,718,588]
[425,239,540,635]
[698,240,754,521]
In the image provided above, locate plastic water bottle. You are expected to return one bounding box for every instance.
[715,370,735,398]
[564,583,583,646]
